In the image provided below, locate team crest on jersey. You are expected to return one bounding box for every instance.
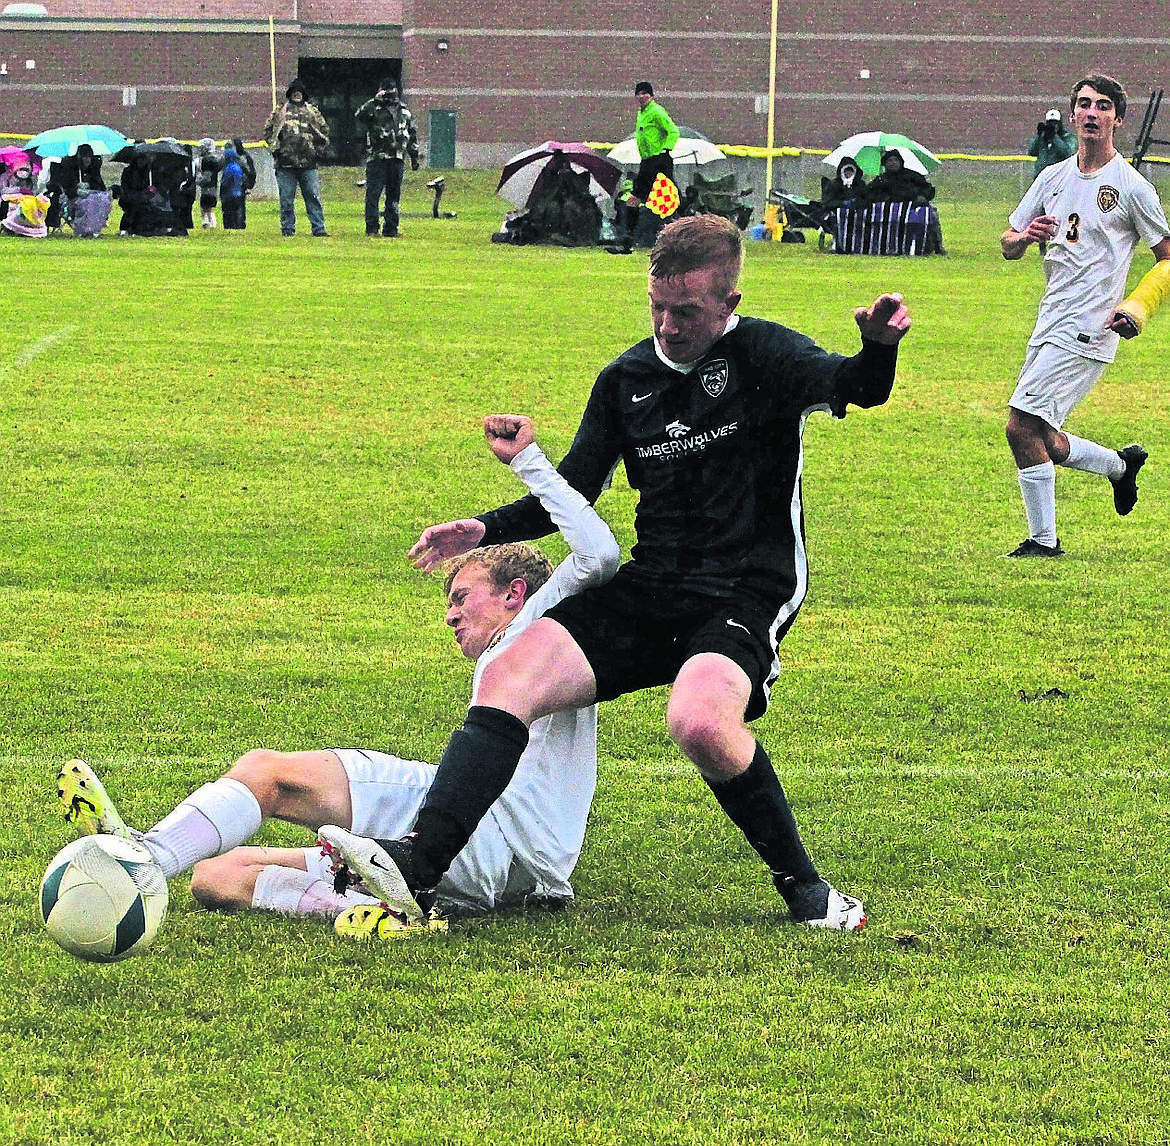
[1097,186,1121,213]
[699,359,728,398]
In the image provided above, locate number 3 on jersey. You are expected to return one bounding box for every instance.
[1065,212,1080,243]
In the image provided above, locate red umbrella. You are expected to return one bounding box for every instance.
[497,141,623,209]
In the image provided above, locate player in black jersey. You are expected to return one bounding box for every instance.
[330,215,910,931]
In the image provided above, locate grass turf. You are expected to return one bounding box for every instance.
[1,171,1168,1145]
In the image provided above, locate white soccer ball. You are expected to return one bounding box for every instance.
[40,835,168,963]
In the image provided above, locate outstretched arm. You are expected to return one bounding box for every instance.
[407,415,543,573]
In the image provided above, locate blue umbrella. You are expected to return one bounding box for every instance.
[25,124,131,159]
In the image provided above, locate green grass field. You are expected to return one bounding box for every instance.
[2,170,1168,1145]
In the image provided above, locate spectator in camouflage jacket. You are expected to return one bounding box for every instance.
[355,78,420,237]
[263,77,330,237]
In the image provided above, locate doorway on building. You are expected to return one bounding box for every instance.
[298,58,401,165]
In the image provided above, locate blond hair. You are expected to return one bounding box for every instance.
[442,543,553,600]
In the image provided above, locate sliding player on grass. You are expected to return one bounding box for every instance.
[322,214,913,933]
[58,415,619,939]
[1001,73,1170,558]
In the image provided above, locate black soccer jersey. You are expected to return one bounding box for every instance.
[478,316,897,606]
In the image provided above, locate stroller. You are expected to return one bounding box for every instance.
[769,188,824,232]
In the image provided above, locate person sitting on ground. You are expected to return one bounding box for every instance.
[56,413,620,939]
[0,152,38,224]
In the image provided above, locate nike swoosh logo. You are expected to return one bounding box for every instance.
[632,392,653,403]
[726,619,751,634]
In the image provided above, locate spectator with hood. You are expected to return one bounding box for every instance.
[231,136,257,227]
[263,77,331,237]
[865,147,946,255]
[219,144,246,229]
[821,156,866,215]
[195,138,222,228]
[354,77,420,237]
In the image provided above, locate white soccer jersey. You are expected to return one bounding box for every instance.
[474,442,620,900]
[1010,152,1170,362]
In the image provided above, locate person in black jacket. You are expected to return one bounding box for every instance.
[323,214,913,935]
[821,156,866,215]
[46,144,107,231]
[864,148,934,205]
[864,149,946,254]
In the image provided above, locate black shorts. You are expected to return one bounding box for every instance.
[543,566,795,722]
[632,152,675,202]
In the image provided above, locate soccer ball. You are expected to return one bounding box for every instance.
[40,835,168,963]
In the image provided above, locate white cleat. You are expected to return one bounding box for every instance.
[317,825,426,924]
[802,888,867,931]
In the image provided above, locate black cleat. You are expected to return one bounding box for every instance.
[1110,444,1148,516]
[1001,536,1067,557]
[1004,537,1065,558]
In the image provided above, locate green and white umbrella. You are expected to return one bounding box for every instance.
[822,132,940,178]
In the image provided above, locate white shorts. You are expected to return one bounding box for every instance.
[298,748,538,914]
[1009,341,1108,430]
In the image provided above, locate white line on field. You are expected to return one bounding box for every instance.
[1,756,1167,782]
[0,325,79,381]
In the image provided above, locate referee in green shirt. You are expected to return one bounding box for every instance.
[632,81,680,202]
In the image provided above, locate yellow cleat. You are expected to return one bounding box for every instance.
[57,759,132,839]
[334,903,448,941]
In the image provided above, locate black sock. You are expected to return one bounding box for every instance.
[704,743,823,904]
[410,705,529,887]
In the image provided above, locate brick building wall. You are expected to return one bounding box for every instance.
[399,0,1170,165]
[1,1,1168,162]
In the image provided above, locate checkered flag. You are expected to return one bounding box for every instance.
[645,174,680,218]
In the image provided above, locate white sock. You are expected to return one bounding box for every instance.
[1063,434,1125,479]
[1017,461,1058,546]
[142,778,263,878]
[252,865,378,920]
